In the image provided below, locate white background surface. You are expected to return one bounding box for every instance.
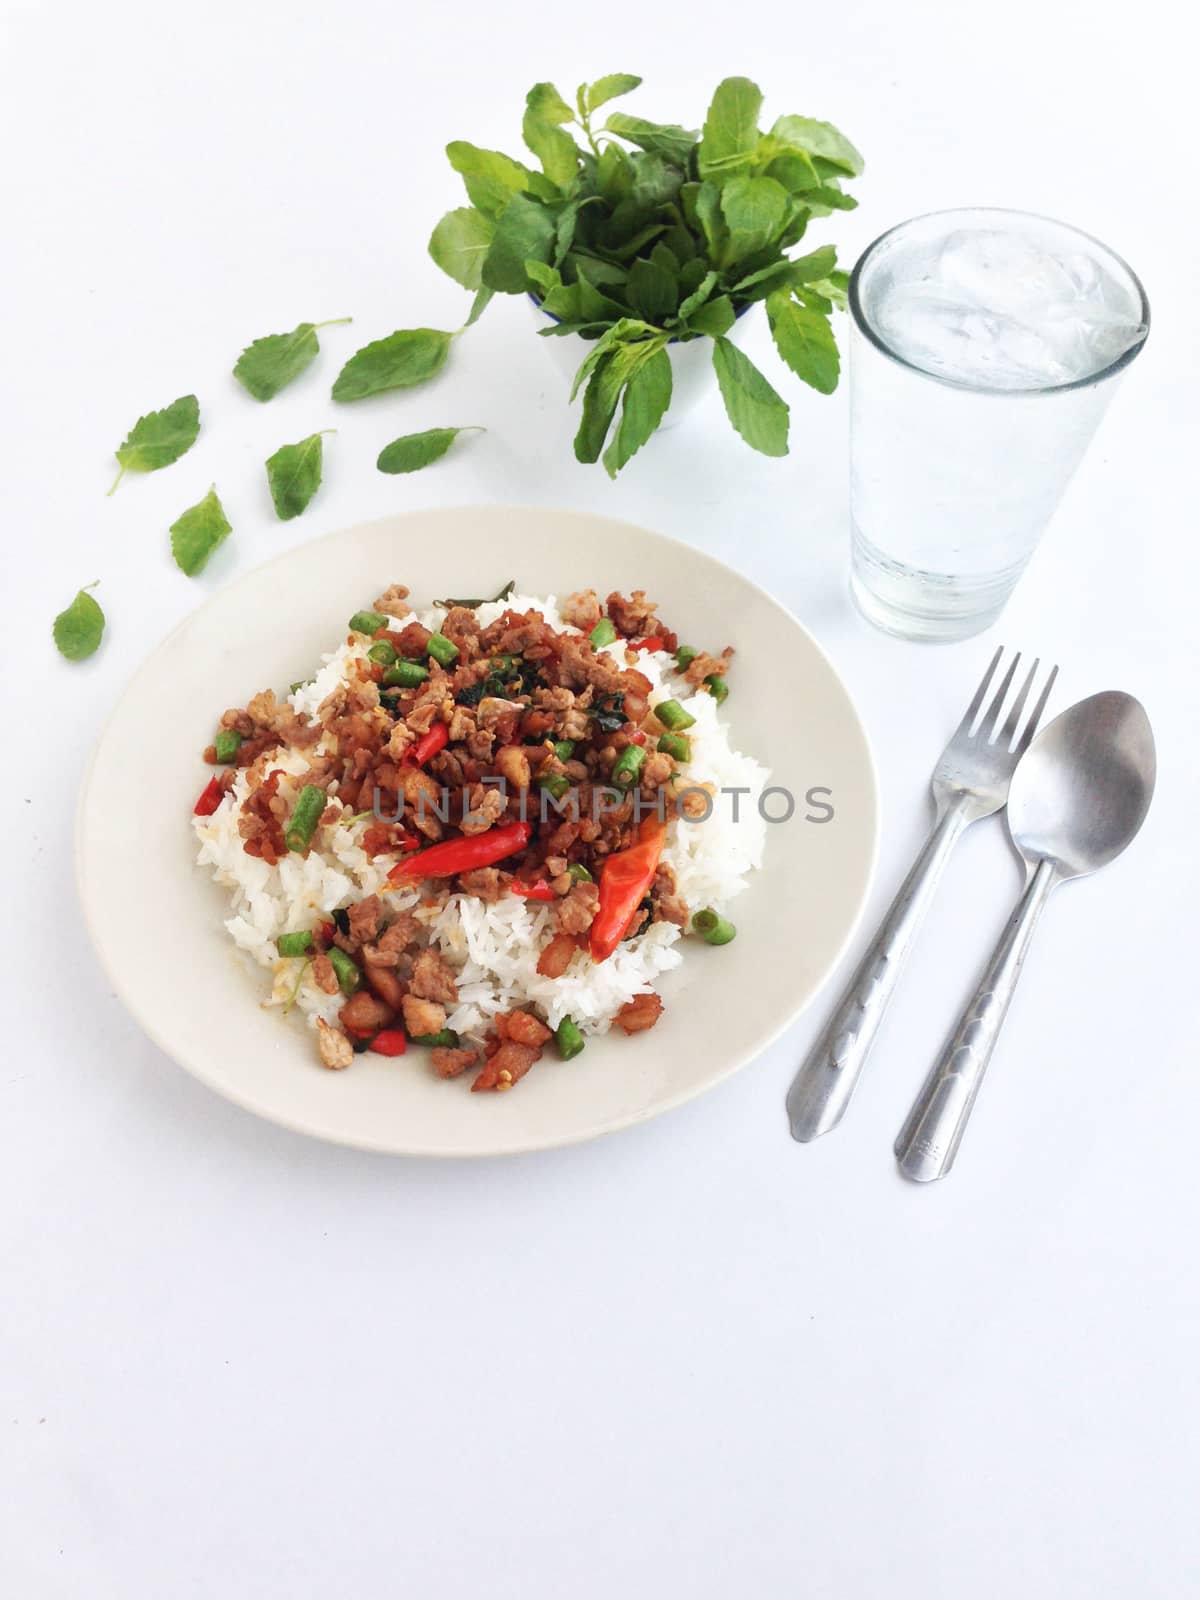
[2,2,1197,1594]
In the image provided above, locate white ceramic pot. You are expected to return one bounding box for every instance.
[529,296,754,429]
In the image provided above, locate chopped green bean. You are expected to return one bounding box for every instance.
[276,930,314,958]
[674,645,697,671]
[589,617,618,649]
[285,784,327,854]
[539,773,571,800]
[555,1017,586,1061]
[655,699,696,732]
[327,946,362,995]
[383,659,428,688]
[367,640,398,668]
[427,631,460,668]
[612,744,646,787]
[410,1028,460,1048]
[213,728,243,763]
[552,740,576,763]
[693,908,736,946]
[567,862,593,884]
[704,675,729,705]
[658,732,692,763]
[349,609,387,636]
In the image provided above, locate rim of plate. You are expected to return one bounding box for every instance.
[75,505,880,1157]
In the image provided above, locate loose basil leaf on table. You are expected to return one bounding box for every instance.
[53,584,105,660]
[109,394,200,494]
[376,427,484,475]
[331,329,453,401]
[265,433,330,520]
[233,318,351,401]
[170,486,233,575]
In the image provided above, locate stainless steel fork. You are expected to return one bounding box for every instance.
[786,647,1058,1143]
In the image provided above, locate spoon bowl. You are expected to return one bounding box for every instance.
[1007,691,1157,879]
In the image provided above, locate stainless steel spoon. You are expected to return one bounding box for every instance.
[895,691,1156,1183]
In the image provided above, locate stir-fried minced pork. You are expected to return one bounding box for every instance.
[615,993,665,1034]
[408,949,459,1005]
[316,1018,353,1070]
[432,1046,478,1079]
[196,583,743,1089]
[401,994,446,1038]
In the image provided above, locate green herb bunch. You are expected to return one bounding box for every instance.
[429,74,862,474]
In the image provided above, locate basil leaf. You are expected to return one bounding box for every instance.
[676,270,718,323]
[568,317,660,400]
[603,349,672,477]
[429,208,495,290]
[769,116,864,177]
[698,78,763,180]
[712,337,789,456]
[464,287,494,327]
[604,113,697,166]
[483,193,557,292]
[525,260,562,296]
[766,291,840,394]
[764,149,822,195]
[565,253,628,288]
[522,82,578,188]
[586,74,642,114]
[233,319,350,402]
[446,142,532,217]
[376,426,483,475]
[693,182,727,261]
[575,265,627,322]
[596,141,634,201]
[809,269,850,310]
[265,433,330,520]
[53,584,104,660]
[732,245,837,298]
[574,339,661,463]
[626,257,676,324]
[109,394,200,494]
[170,486,232,576]
[720,176,790,262]
[331,329,452,401]
[684,295,735,337]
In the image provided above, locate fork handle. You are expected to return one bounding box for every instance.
[787,801,970,1142]
[894,857,1057,1182]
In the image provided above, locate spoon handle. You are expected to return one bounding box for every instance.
[895,858,1057,1182]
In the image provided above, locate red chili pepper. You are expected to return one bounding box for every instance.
[368,1029,408,1057]
[511,879,556,902]
[589,818,668,963]
[317,921,335,946]
[628,729,647,746]
[193,777,224,817]
[402,722,449,768]
[389,820,533,882]
[630,637,667,653]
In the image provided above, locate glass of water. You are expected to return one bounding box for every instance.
[848,208,1149,641]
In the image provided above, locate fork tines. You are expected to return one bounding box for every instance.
[963,646,1059,754]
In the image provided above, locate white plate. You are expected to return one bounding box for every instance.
[76,507,878,1156]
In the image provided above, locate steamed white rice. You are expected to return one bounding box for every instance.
[193,593,770,1043]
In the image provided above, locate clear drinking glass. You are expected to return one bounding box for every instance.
[848,208,1149,641]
